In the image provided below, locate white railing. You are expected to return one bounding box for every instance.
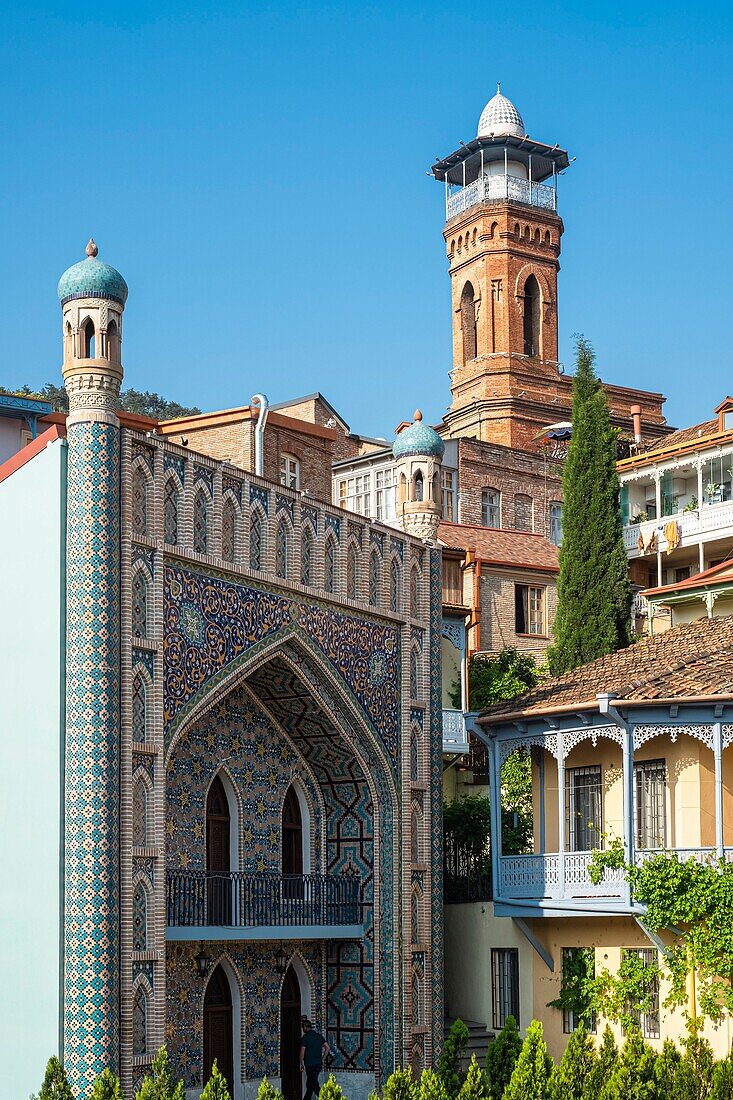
[631,590,649,617]
[442,709,470,754]
[624,498,733,554]
[446,174,556,220]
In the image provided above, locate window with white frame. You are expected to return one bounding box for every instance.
[338,474,371,517]
[280,453,300,491]
[375,467,396,521]
[514,584,545,635]
[491,949,519,1029]
[482,488,501,528]
[549,501,563,546]
[442,470,456,522]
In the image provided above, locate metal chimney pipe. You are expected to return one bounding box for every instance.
[250,393,269,477]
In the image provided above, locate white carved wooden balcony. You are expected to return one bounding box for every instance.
[624,500,733,554]
[446,174,556,220]
[442,709,471,754]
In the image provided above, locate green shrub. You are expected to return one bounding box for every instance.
[418,1068,450,1100]
[438,1019,469,1098]
[134,1047,185,1100]
[582,1027,617,1100]
[90,1069,123,1099]
[597,1028,656,1100]
[383,1068,419,1100]
[547,1023,596,1100]
[37,1057,75,1100]
[318,1075,346,1100]
[675,1029,715,1100]
[456,1056,489,1100]
[256,1080,284,1100]
[485,1015,522,1100]
[654,1040,681,1098]
[201,1061,232,1100]
[502,1020,553,1100]
[710,1053,733,1100]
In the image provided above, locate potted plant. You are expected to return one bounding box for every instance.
[631,511,648,524]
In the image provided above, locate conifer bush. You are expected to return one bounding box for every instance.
[597,1027,656,1100]
[318,1075,346,1100]
[201,1061,232,1100]
[547,1023,596,1100]
[502,1020,553,1100]
[418,1068,450,1100]
[710,1053,733,1100]
[382,1068,419,1100]
[437,1019,469,1097]
[36,1057,75,1100]
[256,1079,284,1100]
[675,1029,715,1100]
[456,1056,489,1100]
[134,1047,185,1100]
[485,1015,521,1100]
[654,1039,681,1098]
[89,1068,123,1099]
[581,1025,618,1099]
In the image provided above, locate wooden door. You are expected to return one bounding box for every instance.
[280,966,302,1100]
[204,964,233,1090]
[207,776,231,924]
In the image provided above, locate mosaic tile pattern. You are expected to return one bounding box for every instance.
[163,566,400,762]
[64,421,121,1094]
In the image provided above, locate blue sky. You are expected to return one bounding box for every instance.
[1,1,731,437]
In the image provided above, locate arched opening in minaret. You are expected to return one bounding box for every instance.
[413,470,424,502]
[460,282,477,363]
[107,319,119,363]
[80,318,96,359]
[523,275,541,357]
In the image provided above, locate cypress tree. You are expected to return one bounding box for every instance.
[419,1068,451,1100]
[383,1068,419,1100]
[256,1079,284,1100]
[547,1023,596,1100]
[456,1056,490,1100]
[134,1047,185,1100]
[710,1053,733,1100]
[89,1069,123,1100]
[485,1015,522,1100]
[37,1057,75,1100]
[502,1021,553,1100]
[653,1040,681,1098]
[582,1027,618,1100]
[548,336,631,674]
[597,1027,656,1100]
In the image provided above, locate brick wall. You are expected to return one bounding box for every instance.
[478,567,558,657]
[457,438,563,538]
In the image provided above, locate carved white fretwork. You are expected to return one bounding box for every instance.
[633,724,714,751]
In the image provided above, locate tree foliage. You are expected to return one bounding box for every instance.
[0,382,200,419]
[134,1047,185,1100]
[547,1022,597,1100]
[449,648,545,712]
[546,947,595,1027]
[485,1014,521,1100]
[417,1069,450,1100]
[581,1027,618,1100]
[256,1079,284,1100]
[437,1018,469,1098]
[318,1076,346,1100]
[89,1069,123,1100]
[548,335,631,674]
[383,1068,419,1100]
[456,1057,489,1100]
[200,1061,232,1100]
[502,1020,552,1100]
[36,1058,75,1100]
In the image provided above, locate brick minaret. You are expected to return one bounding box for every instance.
[58,239,127,1096]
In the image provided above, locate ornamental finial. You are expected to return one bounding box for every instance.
[414,409,423,422]
[86,238,98,258]
[497,81,501,95]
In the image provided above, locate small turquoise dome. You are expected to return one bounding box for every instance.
[57,239,128,306]
[392,410,445,460]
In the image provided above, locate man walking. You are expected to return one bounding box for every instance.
[299,1019,331,1100]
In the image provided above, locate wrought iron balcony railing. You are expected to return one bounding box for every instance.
[446,174,557,220]
[167,871,362,929]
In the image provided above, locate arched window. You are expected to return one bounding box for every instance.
[133,882,147,951]
[132,673,147,742]
[411,809,420,863]
[410,566,419,618]
[276,520,289,579]
[81,318,95,359]
[324,537,336,594]
[107,319,119,363]
[222,498,236,563]
[132,985,147,1055]
[410,648,419,700]
[460,282,477,363]
[369,551,380,607]
[133,778,148,848]
[412,969,422,1026]
[250,508,264,571]
[347,543,358,600]
[523,274,541,357]
[164,479,179,545]
[410,726,420,783]
[481,488,501,528]
[193,491,208,554]
[132,466,148,536]
[301,525,314,587]
[411,890,420,945]
[413,470,424,502]
[206,775,231,924]
[390,557,401,613]
[131,571,148,638]
[282,785,303,876]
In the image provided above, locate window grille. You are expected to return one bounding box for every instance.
[193,492,208,554]
[514,493,533,532]
[482,489,501,528]
[133,882,147,951]
[132,572,148,638]
[549,501,563,546]
[301,525,313,586]
[566,765,602,852]
[222,499,236,563]
[132,467,148,536]
[561,948,596,1033]
[132,674,147,742]
[325,538,336,593]
[250,509,263,571]
[133,780,148,848]
[347,544,357,599]
[132,985,147,1055]
[491,948,519,1029]
[276,520,288,579]
[369,551,380,606]
[390,558,401,613]
[634,759,667,850]
[164,479,179,545]
[624,949,660,1038]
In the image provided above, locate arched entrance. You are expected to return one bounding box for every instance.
[204,964,234,1090]
[207,774,231,924]
[280,965,302,1100]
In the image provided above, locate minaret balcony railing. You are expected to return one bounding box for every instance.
[166,871,363,939]
[446,174,557,220]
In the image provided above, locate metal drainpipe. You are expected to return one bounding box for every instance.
[250,394,269,477]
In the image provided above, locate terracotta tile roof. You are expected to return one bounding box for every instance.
[645,558,733,597]
[649,418,719,448]
[438,522,559,572]
[480,614,733,721]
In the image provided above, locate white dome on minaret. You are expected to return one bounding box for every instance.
[477,84,525,138]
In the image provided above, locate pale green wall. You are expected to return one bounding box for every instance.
[0,437,65,1097]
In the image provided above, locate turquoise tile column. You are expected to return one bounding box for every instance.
[63,417,121,1095]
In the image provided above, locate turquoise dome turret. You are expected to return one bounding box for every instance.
[392,410,445,460]
[57,239,128,307]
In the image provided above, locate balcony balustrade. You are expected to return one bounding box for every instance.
[167,871,363,940]
[624,499,733,553]
[446,174,556,220]
[443,709,471,754]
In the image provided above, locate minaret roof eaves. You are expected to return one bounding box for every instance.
[432,135,570,183]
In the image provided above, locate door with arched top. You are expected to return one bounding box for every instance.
[207,775,231,924]
[282,785,303,876]
[203,964,233,1091]
[280,965,302,1100]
